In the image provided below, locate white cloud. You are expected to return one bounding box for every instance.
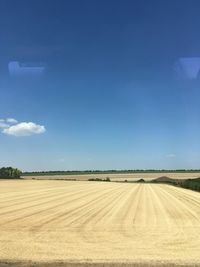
[166,154,176,158]
[2,122,46,136]
[6,118,18,124]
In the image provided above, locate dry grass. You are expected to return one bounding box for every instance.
[0,180,200,266]
[22,172,200,181]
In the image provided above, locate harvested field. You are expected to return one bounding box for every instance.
[22,172,200,181]
[0,180,200,266]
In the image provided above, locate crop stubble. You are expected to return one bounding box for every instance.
[0,180,200,266]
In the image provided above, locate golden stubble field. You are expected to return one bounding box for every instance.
[0,180,200,267]
[21,172,200,181]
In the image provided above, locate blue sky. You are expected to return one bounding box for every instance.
[0,0,200,171]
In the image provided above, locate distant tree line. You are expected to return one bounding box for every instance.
[0,167,22,179]
[22,169,200,176]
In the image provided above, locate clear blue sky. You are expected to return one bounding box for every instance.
[0,0,200,171]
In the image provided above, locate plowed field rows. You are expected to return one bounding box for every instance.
[0,180,200,266]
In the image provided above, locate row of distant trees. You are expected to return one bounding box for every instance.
[0,167,22,179]
[22,169,200,176]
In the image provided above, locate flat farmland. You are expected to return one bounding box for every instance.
[22,172,200,181]
[0,180,200,267]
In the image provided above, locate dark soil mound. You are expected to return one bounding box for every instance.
[152,176,175,184]
[137,178,145,183]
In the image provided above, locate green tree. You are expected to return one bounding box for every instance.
[0,167,22,179]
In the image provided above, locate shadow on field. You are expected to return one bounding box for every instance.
[0,261,199,267]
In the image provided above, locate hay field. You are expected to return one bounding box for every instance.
[22,172,200,181]
[0,180,200,267]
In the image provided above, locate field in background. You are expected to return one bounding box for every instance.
[0,180,200,266]
[22,172,200,181]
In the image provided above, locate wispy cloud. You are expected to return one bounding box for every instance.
[0,118,46,137]
[58,158,65,163]
[6,118,18,124]
[166,153,176,158]
[174,57,200,80]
